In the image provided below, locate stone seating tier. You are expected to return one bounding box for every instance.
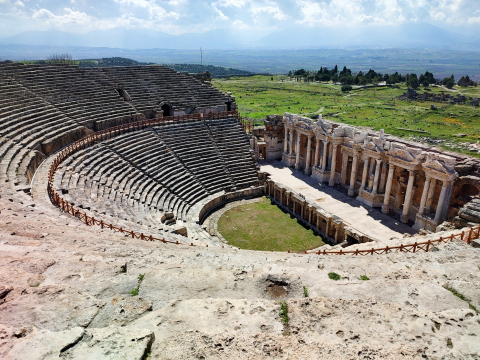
[53,118,258,237]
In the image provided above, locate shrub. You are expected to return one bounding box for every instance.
[328,272,341,280]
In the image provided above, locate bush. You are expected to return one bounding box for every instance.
[341,85,352,93]
[328,272,341,280]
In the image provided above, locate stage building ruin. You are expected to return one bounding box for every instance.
[255,113,480,233]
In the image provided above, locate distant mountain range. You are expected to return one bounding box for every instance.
[1,23,479,51]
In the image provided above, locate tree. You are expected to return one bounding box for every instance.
[294,69,306,76]
[341,85,352,92]
[442,75,455,89]
[48,53,74,65]
[407,74,419,89]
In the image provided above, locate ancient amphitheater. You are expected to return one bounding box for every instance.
[0,63,479,359]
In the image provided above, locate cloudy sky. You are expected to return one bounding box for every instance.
[1,0,479,37]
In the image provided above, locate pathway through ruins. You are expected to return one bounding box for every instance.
[261,161,417,242]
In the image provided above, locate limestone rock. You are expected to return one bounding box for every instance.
[88,294,153,328]
[60,326,154,360]
[0,285,104,332]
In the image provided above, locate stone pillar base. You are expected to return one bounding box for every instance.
[356,189,385,208]
[311,167,330,183]
[304,167,312,176]
[413,214,439,232]
[347,188,355,196]
[381,204,389,214]
[400,214,409,223]
[282,153,296,167]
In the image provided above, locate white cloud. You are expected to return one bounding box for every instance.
[217,0,246,8]
[250,5,287,23]
[32,8,92,25]
[467,16,480,23]
[212,4,229,20]
[14,0,24,7]
[232,19,248,29]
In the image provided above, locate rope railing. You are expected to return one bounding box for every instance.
[46,111,480,255]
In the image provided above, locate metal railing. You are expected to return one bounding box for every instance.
[46,110,480,254]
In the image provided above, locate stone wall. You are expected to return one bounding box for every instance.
[265,180,371,245]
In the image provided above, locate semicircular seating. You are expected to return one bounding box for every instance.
[52,117,259,242]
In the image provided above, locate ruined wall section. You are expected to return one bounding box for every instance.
[253,112,480,232]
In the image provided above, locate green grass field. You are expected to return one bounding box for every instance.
[212,76,480,157]
[217,197,325,251]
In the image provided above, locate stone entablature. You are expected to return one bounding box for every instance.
[279,112,459,232]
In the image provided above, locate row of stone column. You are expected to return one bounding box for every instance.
[284,128,339,186]
[267,180,346,243]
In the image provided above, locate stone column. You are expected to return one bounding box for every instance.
[313,138,320,168]
[334,226,341,244]
[425,178,437,214]
[305,136,312,174]
[400,170,415,223]
[418,176,431,216]
[440,181,454,221]
[340,152,349,185]
[321,140,328,171]
[348,151,359,196]
[434,181,448,223]
[289,130,294,155]
[328,144,338,186]
[300,202,304,220]
[295,133,301,170]
[283,127,288,153]
[360,157,369,190]
[308,207,312,224]
[280,189,283,205]
[372,159,382,195]
[381,164,395,213]
[316,213,321,230]
[325,220,331,238]
[379,162,388,193]
[327,143,333,170]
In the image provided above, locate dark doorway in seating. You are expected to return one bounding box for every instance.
[226,101,232,111]
[346,235,358,245]
[161,104,171,117]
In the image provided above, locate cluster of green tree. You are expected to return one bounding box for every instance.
[458,75,476,87]
[163,64,253,77]
[289,66,406,86]
[78,57,154,67]
[288,66,477,91]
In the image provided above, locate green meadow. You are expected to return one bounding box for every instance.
[213,75,480,157]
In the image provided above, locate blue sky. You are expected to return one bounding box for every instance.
[1,0,480,36]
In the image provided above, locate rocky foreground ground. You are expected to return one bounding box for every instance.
[0,165,479,359]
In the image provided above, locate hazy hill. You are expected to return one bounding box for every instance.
[1,23,479,51]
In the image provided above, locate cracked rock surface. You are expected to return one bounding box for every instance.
[0,164,479,359]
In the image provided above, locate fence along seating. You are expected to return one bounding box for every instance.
[53,113,257,240]
[47,112,480,252]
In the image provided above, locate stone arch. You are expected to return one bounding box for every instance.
[452,175,480,208]
[160,102,172,117]
[455,176,480,196]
